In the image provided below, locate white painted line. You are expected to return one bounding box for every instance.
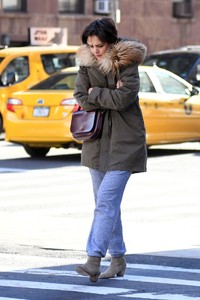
[12,267,200,278]
[13,269,78,277]
[122,293,199,299]
[0,298,27,300]
[116,274,200,287]
[125,263,200,274]
[6,269,200,288]
[1,256,200,274]
[0,280,133,295]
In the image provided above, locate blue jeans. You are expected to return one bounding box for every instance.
[86,168,131,258]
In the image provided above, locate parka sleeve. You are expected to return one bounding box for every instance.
[73,66,102,111]
[88,62,140,111]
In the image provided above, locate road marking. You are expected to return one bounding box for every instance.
[126,263,200,274]
[7,269,200,288]
[1,255,200,274]
[1,262,200,279]
[0,298,27,300]
[0,258,200,299]
[122,293,200,299]
[0,280,133,295]
[117,274,200,287]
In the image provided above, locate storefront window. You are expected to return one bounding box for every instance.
[2,0,27,12]
[58,0,84,14]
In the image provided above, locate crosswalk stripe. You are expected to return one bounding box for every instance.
[122,293,199,299]
[20,270,200,287]
[1,257,200,274]
[8,269,200,288]
[126,263,200,274]
[0,258,200,299]
[1,268,200,289]
[116,274,200,287]
[0,298,27,300]
[0,280,133,295]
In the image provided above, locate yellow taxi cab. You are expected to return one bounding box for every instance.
[139,66,200,145]
[5,66,200,157]
[0,45,78,132]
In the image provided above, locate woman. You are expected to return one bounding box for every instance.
[73,18,147,282]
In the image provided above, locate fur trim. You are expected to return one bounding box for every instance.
[77,39,147,75]
[77,45,97,67]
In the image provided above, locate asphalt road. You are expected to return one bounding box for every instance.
[0,139,200,299]
[0,139,200,257]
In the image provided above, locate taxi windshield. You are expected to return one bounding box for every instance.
[0,57,5,64]
[30,73,77,90]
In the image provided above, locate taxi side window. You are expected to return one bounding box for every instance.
[1,56,29,85]
[41,53,77,75]
[139,71,156,93]
[188,64,200,86]
[155,70,188,95]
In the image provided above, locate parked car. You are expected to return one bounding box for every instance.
[0,45,78,132]
[143,46,200,87]
[5,66,200,157]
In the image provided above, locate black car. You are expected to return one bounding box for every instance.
[143,46,200,87]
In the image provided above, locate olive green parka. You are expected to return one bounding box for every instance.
[73,38,147,173]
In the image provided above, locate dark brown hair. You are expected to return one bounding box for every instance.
[81,18,118,45]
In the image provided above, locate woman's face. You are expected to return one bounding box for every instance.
[87,35,110,60]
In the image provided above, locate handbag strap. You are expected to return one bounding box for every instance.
[76,105,83,111]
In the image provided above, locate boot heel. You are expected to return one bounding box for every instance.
[117,267,126,277]
[90,272,100,282]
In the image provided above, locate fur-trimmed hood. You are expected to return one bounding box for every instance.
[77,38,147,75]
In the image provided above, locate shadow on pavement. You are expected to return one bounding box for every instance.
[147,147,200,158]
[0,153,81,172]
[0,141,199,172]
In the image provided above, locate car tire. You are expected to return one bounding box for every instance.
[0,115,3,133]
[23,144,50,157]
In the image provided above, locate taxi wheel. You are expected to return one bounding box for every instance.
[23,144,50,158]
[0,115,3,133]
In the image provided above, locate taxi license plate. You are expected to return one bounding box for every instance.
[33,106,50,117]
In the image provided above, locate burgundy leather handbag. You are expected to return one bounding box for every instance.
[70,106,105,141]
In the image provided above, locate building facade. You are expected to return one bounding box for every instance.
[0,0,200,54]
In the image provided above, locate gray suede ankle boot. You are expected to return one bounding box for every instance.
[76,256,101,282]
[100,256,126,279]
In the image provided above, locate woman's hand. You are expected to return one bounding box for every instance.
[88,87,93,94]
[116,80,123,89]
[88,81,123,94]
